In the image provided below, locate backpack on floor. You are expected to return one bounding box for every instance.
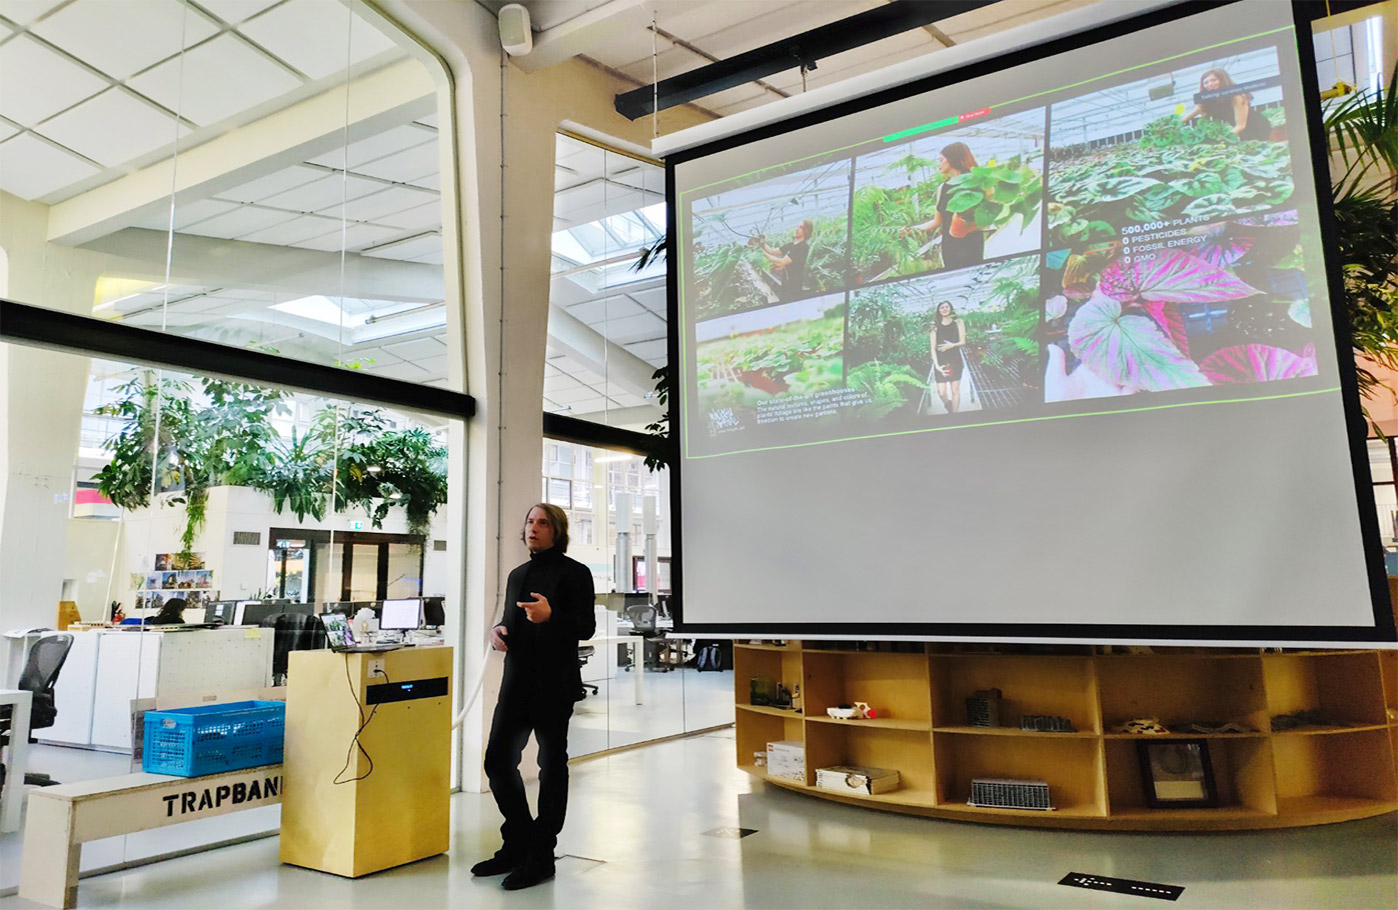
[696,642,721,672]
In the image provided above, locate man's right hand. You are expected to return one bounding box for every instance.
[490,624,508,652]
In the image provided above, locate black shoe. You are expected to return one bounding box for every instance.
[470,853,520,877]
[501,860,555,890]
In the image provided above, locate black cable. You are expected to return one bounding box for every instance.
[332,657,389,785]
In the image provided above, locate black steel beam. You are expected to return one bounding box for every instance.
[0,299,475,420]
[617,0,1388,121]
[542,411,655,457]
[614,0,996,120]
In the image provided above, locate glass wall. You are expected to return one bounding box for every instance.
[542,437,730,757]
[0,0,457,886]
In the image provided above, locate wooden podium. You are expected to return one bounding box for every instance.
[280,646,452,877]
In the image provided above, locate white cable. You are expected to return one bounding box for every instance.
[450,641,496,729]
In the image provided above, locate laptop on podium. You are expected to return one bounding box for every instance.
[319,614,399,653]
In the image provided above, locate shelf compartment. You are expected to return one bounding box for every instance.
[806,716,931,732]
[1380,650,1397,715]
[1103,736,1277,816]
[930,654,1099,734]
[1272,727,1396,809]
[734,645,803,713]
[803,722,935,798]
[737,704,805,720]
[1096,654,1267,734]
[734,710,805,776]
[1263,651,1388,729]
[932,729,1105,816]
[801,650,931,728]
[935,725,1096,738]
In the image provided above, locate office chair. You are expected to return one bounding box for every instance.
[0,633,74,788]
[265,613,329,685]
[623,603,670,672]
[576,646,598,697]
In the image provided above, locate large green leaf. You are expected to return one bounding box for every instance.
[1083,176,1161,202]
[1068,294,1209,392]
[946,190,984,213]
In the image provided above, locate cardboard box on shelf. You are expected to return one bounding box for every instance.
[766,740,804,782]
[815,765,901,795]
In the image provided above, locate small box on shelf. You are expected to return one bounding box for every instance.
[766,740,805,782]
[816,765,900,795]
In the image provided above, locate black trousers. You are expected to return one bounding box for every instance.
[483,685,575,859]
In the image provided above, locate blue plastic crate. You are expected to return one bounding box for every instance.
[142,700,285,777]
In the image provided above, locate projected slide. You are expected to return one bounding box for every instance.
[670,0,1386,641]
[677,9,1321,460]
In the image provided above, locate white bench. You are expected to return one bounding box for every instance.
[19,765,283,909]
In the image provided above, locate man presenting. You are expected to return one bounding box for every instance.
[472,503,596,890]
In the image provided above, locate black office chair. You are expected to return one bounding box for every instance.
[576,646,598,697]
[264,613,329,685]
[0,633,74,788]
[624,603,670,672]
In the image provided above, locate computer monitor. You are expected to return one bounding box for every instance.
[232,600,258,625]
[421,597,445,628]
[204,601,235,624]
[240,602,282,626]
[380,599,423,631]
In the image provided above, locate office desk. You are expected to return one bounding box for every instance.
[0,688,33,833]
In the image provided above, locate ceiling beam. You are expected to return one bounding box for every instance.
[46,59,435,247]
[547,302,658,399]
[510,0,653,74]
[80,228,444,302]
[614,0,998,119]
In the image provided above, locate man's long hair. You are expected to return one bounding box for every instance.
[522,502,569,552]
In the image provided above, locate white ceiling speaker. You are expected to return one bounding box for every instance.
[498,4,533,57]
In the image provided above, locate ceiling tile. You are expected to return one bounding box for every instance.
[239,0,400,80]
[0,34,107,127]
[179,204,295,239]
[382,336,446,361]
[0,1,69,26]
[35,87,188,167]
[196,0,282,24]
[625,339,668,365]
[566,296,643,325]
[331,186,438,226]
[294,221,402,251]
[408,247,443,265]
[362,231,439,261]
[214,164,325,203]
[415,112,437,128]
[350,142,437,184]
[0,131,101,198]
[258,172,384,212]
[544,373,581,393]
[409,170,438,190]
[129,197,239,231]
[31,0,218,81]
[127,33,302,127]
[602,311,666,344]
[236,213,342,246]
[375,199,441,232]
[307,123,435,170]
[365,361,429,382]
[628,285,667,312]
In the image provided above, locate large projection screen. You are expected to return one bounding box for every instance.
[667,0,1394,645]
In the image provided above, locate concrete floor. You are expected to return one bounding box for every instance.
[3,728,1394,909]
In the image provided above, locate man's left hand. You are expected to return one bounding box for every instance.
[520,592,552,623]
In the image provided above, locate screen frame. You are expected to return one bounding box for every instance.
[663,0,1395,645]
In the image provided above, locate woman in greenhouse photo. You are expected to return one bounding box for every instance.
[752,219,813,301]
[903,142,987,269]
[1182,67,1273,141]
[929,301,967,413]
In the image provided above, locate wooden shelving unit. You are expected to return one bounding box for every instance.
[734,643,1398,831]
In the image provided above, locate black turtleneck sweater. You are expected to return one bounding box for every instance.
[498,546,596,696]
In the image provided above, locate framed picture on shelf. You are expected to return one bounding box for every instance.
[1136,739,1218,809]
